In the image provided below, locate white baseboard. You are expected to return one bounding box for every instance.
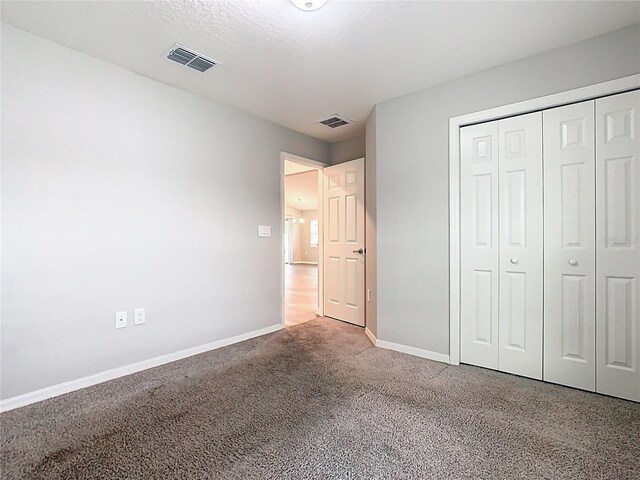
[363,326,448,364]
[0,323,283,413]
[364,327,377,345]
[374,338,450,364]
[292,261,318,265]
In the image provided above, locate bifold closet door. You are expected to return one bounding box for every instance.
[460,122,499,370]
[460,114,543,378]
[595,90,640,402]
[543,101,596,391]
[497,113,543,380]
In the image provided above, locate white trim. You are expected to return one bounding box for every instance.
[316,166,325,317]
[449,114,461,366]
[282,152,327,170]
[280,152,328,325]
[292,261,318,265]
[376,339,450,364]
[0,323,283,413]
[365,326,447,363]
[448,74,640,366]
[365,327,376,345]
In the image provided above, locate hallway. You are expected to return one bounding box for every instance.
[284,264,318,326]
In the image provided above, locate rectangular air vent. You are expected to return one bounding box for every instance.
[167,47,197,65]
[188,57,216,72]
[319,114,353,128]
[165,44,219,73]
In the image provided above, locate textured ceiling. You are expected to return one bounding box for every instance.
[2,1,639,143]
[285,170,318,211]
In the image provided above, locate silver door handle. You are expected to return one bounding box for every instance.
[353,248,364,254]
[569,259,578,266]
[510,258,519,264]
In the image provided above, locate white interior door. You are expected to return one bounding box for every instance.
[543,101,596,391]
[460,121,499,370]
[497,112,543,380]
[595,90,640,402]
[323,158,365,326]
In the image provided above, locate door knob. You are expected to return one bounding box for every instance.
[569,259,578,266]
[353,248,364,254]
[510,258,519,264]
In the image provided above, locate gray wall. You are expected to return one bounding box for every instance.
[330,136,365,165]
[365,109,377,337]
[374,24,640,354]
[1,24,330,399]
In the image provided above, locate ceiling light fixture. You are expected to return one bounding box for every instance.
[290,0,327,12]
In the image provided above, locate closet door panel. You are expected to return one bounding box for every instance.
[543,101,596,391]
[460,122,499,369]
[498,112,543,380]
[596,90,640,402]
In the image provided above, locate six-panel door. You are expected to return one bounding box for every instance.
[460,122,500,370]
[543,101,596,391]
[323,158,365,327]
[498,112,543,380]
[595,90,640,402]
[459,90,640,402]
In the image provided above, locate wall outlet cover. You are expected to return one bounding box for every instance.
[258,225,271,237]
[115,311,127,329]
[134,308,146,325]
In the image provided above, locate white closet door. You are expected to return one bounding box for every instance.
[543,101,596,391]
[497,112,543,380]
[460,121,499,369]
[595,90,640,402]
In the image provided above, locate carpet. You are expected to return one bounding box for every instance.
[1,318,639,479]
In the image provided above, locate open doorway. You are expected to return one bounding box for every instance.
[281,153,326,326]
[281,152,367,328]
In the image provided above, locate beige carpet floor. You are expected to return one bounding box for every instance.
[1,318,639,479]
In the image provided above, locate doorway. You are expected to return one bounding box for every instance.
[281,153,326,326]
[281,152,367,328]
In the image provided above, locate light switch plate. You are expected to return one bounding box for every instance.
[258,225,271,237]
[134,308,145,325]
[115,311,127,329]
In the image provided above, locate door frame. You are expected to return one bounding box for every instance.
[448,74,640,366]
[281,152,328,325]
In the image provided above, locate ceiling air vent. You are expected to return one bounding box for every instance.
[319,114,353,128]
[165,44,219,73]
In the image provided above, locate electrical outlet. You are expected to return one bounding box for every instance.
[115,311,127,329]
[134,308,146,325]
